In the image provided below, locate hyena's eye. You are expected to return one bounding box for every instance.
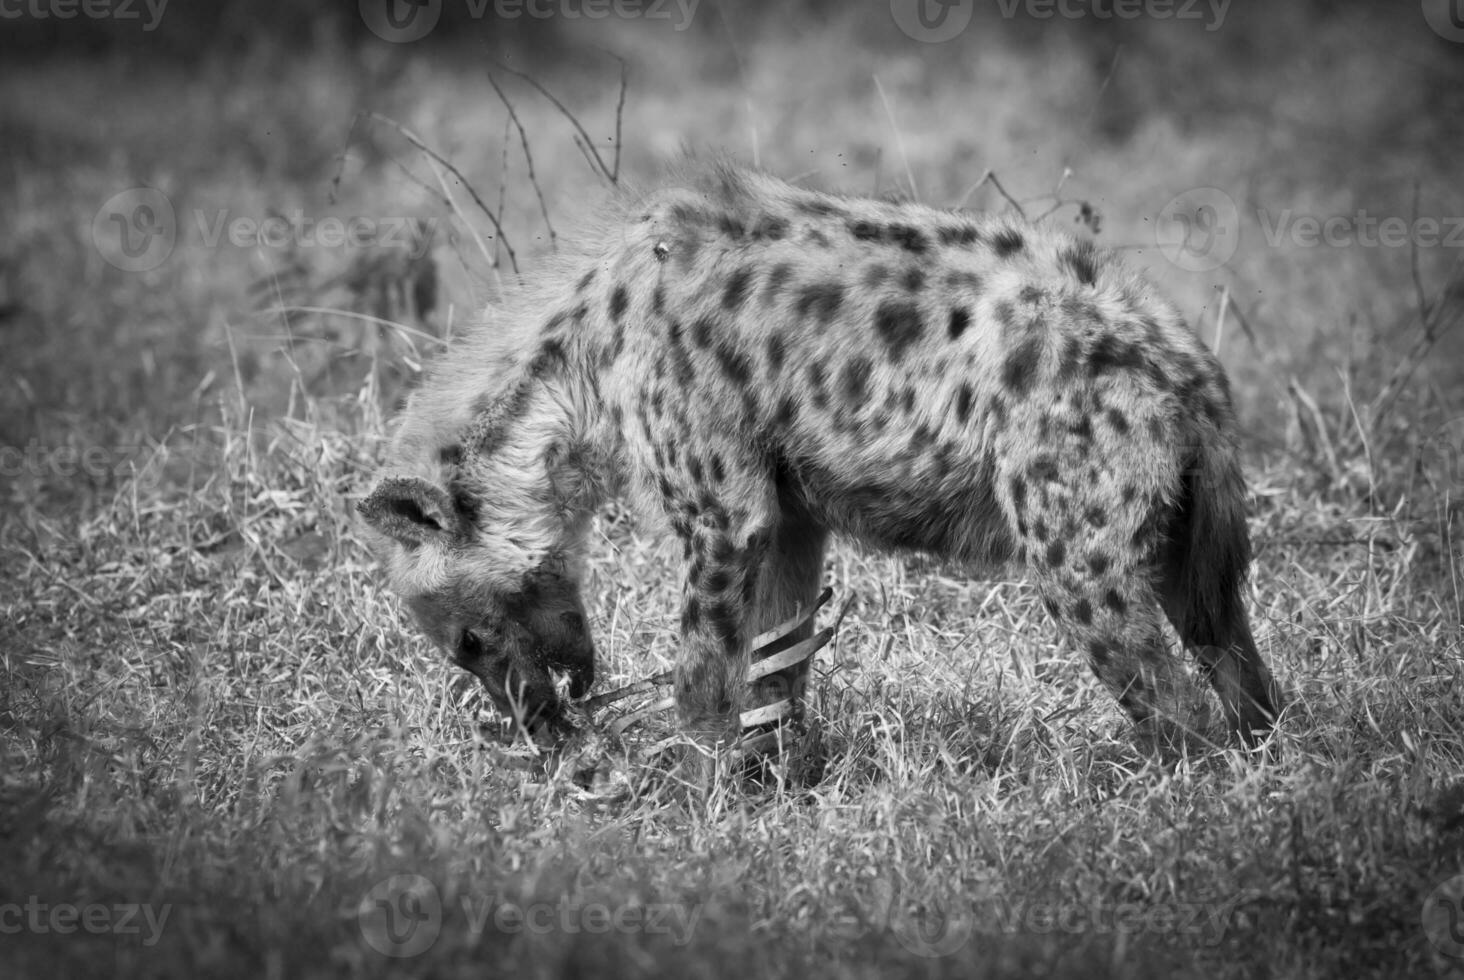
[459,630,487,661]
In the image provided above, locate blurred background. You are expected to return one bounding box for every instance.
[3,0,1462,510]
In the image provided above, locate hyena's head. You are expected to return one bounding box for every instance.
[357,473,595,734]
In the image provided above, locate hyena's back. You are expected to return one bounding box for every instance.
[583,169,1222,556]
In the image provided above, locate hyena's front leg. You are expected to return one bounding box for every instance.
[673,507,771,749]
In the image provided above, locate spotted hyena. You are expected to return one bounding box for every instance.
[359,161,1283,756]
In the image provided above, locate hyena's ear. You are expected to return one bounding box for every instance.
[358,477,463,546]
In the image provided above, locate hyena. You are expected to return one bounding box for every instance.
[359,161,1283,757]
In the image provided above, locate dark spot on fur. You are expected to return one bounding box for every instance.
[691,315,716,349]
[848,219,882,242]
[1084,506,1108,529]
[1104,589,1128,614]
[795,282,844,325]
[1043,598,1061,619]
[1062,242,1098,286]
[863,263,890,289]
[1070,415,1093,440]
[889,224,929,253]
[775,396,798,427]
[765,263,793,303]
[1010,475,1027,513]
[796,197,844,217]
[438,444,464,466]
[766,332,787,375]
[609,285,629,322]
[946,269,982,292]
[1088,640,1110,665]
[992,227,1025,258]
[751,214,790,240]
[1002,336,1044,393]
[874,300,923,361]
[1089,334,1145,376]
[1106,408,1130,435]
[948,306,971,340]
[955,383,974,424]
[1074,599,1093,625]
[1058,337,1084,380]
[1019,285,1045,305]
[1148,416,1165,442]
[1121,484,1137,503]
[710,454,726,484]
[901,267,926,292]
[683,596,702,631]
[652,283,666,315]
[1033,518,1049,542]
[687,456,705,484]
[714,342,753,387]
[842,356,872,404]
[667,321,697,386]
[1087,552,1110,575]
[576,269,596,293]
[901,387,916,414]
[1028,455,1060,482]
[722,266,754,311]
[939,224,980,247]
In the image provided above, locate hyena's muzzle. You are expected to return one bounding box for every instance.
[406,572,596,734]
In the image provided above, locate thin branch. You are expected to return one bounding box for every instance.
[495,63,617,185]
[360,111,517,277]
[954,169,1027,219]
[873,75,917,201]
[486,70,558,249]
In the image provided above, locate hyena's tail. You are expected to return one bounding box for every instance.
[1160,433,1283,746]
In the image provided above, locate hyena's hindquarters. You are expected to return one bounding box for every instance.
[1010,450,1205,747]
[1158,440,1283,746]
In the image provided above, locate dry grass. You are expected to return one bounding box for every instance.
[3,7,1463,978]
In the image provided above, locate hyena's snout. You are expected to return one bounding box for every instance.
[457,610,596,731]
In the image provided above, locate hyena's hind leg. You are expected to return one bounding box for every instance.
[1005,455,1209,750]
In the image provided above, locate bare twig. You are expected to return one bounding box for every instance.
[486,70,558,250]
[360,111,519,277]
[495,63,618,185]
[954,169,1027,219]
[873,75,917,201]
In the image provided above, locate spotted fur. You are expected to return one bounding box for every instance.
[360,161,1283,749]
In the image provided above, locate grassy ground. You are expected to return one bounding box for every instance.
[3,4,1463,977]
